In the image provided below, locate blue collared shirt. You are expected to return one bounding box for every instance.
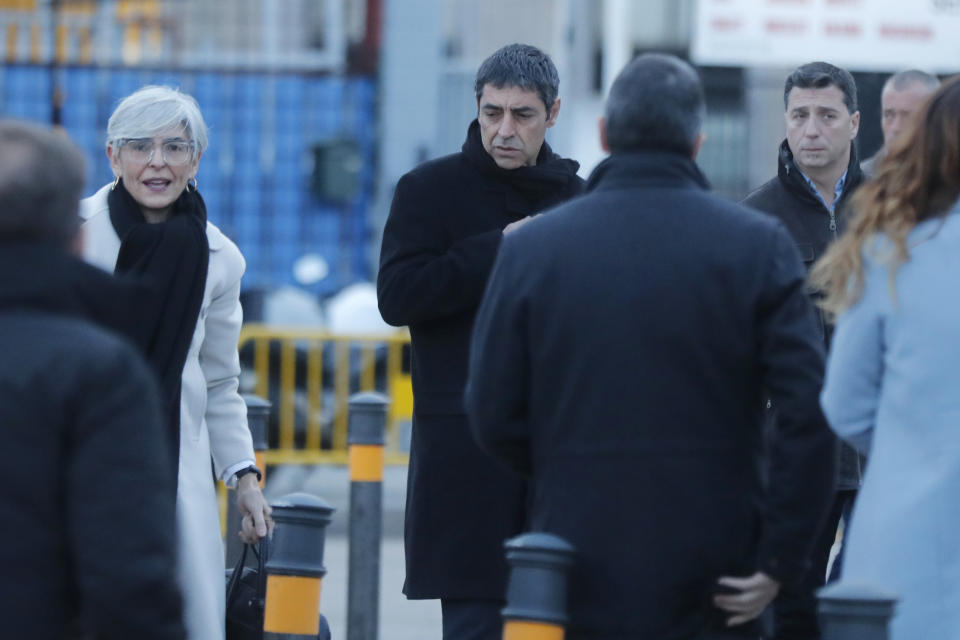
[800,170,847,213]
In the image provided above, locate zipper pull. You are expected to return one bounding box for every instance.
[829,211,837,234]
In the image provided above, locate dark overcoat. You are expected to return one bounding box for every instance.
[742,140,865,489]
[377,121,583,599]
[0,243,184,639]
[466,152,836,638]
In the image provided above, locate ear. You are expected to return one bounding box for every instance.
[598,116,610,153]
[850,110,861,139]
[546,98,561,128]
[188,150,203,180]
[691,132,706,161]
[106,144,121,177]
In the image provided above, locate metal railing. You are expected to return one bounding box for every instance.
[237,324,412,465]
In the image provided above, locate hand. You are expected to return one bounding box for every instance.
[503,215,536,235]
[236,474,274,543]
[713,571,780,627]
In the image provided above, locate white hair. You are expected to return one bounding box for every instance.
[106,85,208,154]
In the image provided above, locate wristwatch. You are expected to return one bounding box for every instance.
[235,465,263,483]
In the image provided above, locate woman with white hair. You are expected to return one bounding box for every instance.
[80,85,272,639]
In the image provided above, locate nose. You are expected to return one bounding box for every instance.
[147,146,166,167]
[802,118,821,139]
[498,113,517,139]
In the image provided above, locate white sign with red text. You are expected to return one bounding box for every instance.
[692,0,960,72]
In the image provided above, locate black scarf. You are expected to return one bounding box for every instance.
[108,180,210,467]
[461,119,581,205]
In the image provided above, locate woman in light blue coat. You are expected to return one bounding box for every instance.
[812,76,960,639]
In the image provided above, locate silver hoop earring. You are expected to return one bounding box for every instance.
[111,175,121,191]
[187,177,198,192]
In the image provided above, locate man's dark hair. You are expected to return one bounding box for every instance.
[0,120,85,247]
[603,53,705,156]
[784,61,858,113]
[474,43,559,113]
[885,69,940,93]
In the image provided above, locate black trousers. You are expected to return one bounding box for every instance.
[771,489,857,640]
[441,598,504,640]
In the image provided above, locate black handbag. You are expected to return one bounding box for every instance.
[225,539,331,640]
[225,540,268,640]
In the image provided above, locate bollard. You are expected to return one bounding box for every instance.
[346,391,389,640]
[263,492,335,639]
[818,582,898,640]
[226,395,272,566]
[242,393,270,487]
[501,532,576,640]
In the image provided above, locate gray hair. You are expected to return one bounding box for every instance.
[0,119,86,247]
[106,85,208,155]
[784,61,858,113]
[603,53,705,155]
[474,43,559,112]
[884,69,940,93]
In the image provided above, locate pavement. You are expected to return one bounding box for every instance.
[262,463,442,639]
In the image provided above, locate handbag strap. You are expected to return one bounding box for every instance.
[225,542,250,605]
[256,537,269,605]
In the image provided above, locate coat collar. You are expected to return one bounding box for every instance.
[585,151,710,193]
[776,139,864,210]
[83,182,226,251]
[0,242,151,333]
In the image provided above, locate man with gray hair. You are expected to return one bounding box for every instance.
[377,43,583,638]
[861,69,940,176]
[467,54,834,638]
[0,120,184,638]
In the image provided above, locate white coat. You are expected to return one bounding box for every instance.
[80,183,255,640]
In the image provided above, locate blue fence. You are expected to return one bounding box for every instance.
[0,65,376,295]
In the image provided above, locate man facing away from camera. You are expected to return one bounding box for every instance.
[467,53,834,640]
[377,43,583,639]
[0,120,185,639]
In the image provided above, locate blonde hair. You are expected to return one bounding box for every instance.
[810,75,960,317]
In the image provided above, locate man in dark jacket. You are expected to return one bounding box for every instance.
[466,54,834,640]
[0,120,185,640]
[377,44,583,639]
[742,61,863,639]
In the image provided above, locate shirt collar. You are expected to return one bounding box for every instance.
[799,170,847,213]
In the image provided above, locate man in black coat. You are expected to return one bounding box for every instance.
[0,120,185,639]
[466,54,835,640]
[742,61,864,639]
[377,44,583,638]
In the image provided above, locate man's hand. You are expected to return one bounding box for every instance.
[713,571,780,627]
[503,215,537,235]
[236,474,274,543]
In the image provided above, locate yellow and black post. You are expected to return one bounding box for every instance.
[263,492,335,639]
[226,394,271,565]
[502,533,576,640]
[346,391,389,640]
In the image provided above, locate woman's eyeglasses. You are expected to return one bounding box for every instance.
[120,138,195,166]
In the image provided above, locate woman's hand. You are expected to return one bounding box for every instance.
[236,474,274,543]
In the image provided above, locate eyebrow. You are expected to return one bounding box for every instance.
[480,104,537,115]
[128,136,189,143]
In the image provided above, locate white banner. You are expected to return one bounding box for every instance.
[692,0,960,73]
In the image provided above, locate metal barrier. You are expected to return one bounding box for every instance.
[238,324,413,465]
